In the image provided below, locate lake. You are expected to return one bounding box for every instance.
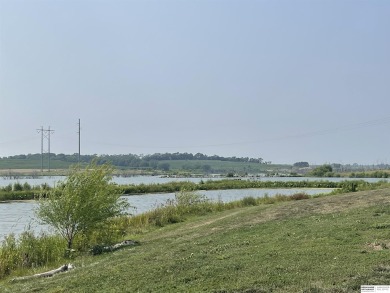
[0,187,333,239]
[0,175,221,187]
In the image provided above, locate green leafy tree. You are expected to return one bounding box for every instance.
[293,162,309,168]
[309,164,334,177]
[36,162,129,250]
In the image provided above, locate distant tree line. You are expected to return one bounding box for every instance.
[2,152,268,169]
[140,153,265,163]
[293,162,309,168]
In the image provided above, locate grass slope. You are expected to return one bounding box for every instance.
[4,189,390,292]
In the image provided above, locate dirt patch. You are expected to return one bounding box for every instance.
[366,242,390,251]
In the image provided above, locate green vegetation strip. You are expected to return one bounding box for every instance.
[1,179,390,201]
[2,188,390,292]
[119,179,387,195]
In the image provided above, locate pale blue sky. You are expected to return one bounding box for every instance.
[0,0,389,164]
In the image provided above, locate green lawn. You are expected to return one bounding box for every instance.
[3,188,390,292]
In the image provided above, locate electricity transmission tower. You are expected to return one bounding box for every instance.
[37,126,55,172]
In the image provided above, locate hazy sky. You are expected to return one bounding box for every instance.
[1,0,389,165]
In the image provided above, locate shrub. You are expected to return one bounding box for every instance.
[241,196,258,206]
[18,231,64,267]
[12,182,23,191]
[23,182,32,191]
[0,232,65,278]
[176,190,204,205]
[36,162,129,250]
[290,193,310,200]
[259,193,285,204]
[0,234,19,278]
[309,165,333,177]
[149,204,183,227]
[3,184,12,192]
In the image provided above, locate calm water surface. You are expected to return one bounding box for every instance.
[0,175,387,188]
[0,176,222,187]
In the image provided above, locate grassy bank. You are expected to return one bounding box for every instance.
[2,188,390,292]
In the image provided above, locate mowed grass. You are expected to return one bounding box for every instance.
[3,189,390,292]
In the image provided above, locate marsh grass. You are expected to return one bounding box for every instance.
[121,179,390,195]
[0,182,52,201]
[0,232,64,279]
[124,190,217,228]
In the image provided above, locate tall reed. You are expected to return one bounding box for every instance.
[0,232,65,279]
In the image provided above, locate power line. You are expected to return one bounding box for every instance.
[85,115,390,150]
[36,126,55,172]
[37,126,44,172]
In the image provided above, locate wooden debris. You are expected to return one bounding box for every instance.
[11,264,74,282]
[91,239,140,255]
[108,239,140,251]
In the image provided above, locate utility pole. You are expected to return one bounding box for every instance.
[37,126,55,172]
[77,119,81,164]
[37,126,44,172]
[47,126,54,172]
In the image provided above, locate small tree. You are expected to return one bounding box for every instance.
[293,162,309,168]
[36,162,129,250]
[13,182,23,191]
[309,164,334,177]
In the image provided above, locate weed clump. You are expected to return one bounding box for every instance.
[143,190,212,227]
[0,232,64,279]
[290,193,310,200]
[241,196,258,206]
